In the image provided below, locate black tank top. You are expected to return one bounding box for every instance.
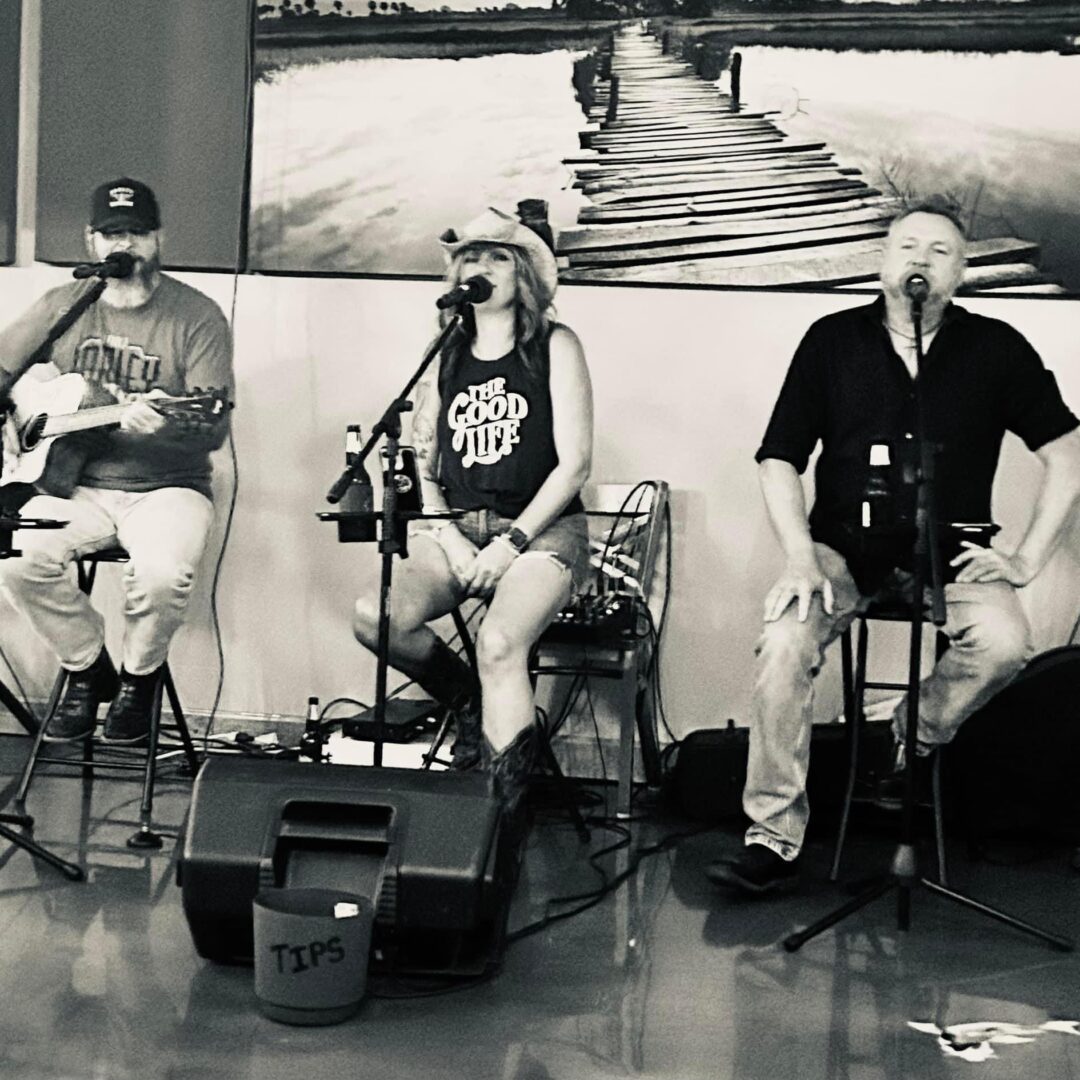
[436,328,585,519]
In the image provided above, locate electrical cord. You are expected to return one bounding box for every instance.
[596,480,657,597]
[195,5,254,755]
[200,427,238,756]
[505,819,710,945]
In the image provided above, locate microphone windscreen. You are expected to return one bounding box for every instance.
[463,275,493,303]
[106,251,136,278]
[904,273,929,302]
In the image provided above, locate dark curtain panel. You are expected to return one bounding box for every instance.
[0,0,21,265]
[35,0,252,270]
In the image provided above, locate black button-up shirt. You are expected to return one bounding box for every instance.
[756,296,1079,591]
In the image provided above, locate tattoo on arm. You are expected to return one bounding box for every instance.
[414,418,438,481]
[413,372,440,481]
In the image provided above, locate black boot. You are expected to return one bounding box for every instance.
[44,650,119,743]
[483,727,538,848]
[402,637,475,711]
[398,638,477,767]
[102,667,162,746]
[449,698,483,771]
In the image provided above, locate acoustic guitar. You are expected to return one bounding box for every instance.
[1,372,229,508]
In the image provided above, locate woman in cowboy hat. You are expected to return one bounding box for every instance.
[352,205,593,830]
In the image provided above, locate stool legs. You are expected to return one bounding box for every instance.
[15,551,199,848]
[17,660,195,850]
[128,663,201,849]
[932,751,947,887]
[128,677,167,849]
[831,628,858,881]
[831,616,949,884]
[831,622,870,882]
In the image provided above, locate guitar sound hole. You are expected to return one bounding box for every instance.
[20,416,46,452]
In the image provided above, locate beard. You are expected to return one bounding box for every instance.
[129,250,161,285]
[108,249,160,294]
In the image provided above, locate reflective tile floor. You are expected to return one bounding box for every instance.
[1,734,1079,1080]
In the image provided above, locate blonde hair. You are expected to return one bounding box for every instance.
[439,241,555,384]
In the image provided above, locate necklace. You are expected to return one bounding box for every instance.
[884,319,942,344]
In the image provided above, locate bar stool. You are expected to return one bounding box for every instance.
[13,548,201,850]
[830,598,949,884]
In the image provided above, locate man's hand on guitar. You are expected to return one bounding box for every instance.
[119,390,169,435]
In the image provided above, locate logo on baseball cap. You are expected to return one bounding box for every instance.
[90,178,161,232]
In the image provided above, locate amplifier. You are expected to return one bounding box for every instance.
[177,757,510,977]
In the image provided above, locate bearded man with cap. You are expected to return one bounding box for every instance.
[0,178,233,746]
[352,204,593,841]
[707,196,1080,897]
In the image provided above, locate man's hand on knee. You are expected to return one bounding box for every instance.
[764,555,834,623]
[951,542,1034,587]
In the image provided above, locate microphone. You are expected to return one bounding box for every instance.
[72,251,136,280]
[435,275,493,310]
[903,273,930,304]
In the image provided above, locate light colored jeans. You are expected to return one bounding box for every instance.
[744,542,1034,861]
[0,486,214,675]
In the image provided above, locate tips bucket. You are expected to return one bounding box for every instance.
[253,888,374,1025]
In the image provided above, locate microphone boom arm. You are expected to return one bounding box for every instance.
[325,311,466,503]
[0,277,110,405]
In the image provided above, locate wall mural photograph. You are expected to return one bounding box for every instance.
[248,0,1080,295]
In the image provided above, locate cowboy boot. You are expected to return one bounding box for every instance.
[449,697,483,771]
[483,726,538,858]
[396,637,479,767]
[399,637,474,712]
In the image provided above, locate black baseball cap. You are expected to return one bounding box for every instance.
[90,178,161,232]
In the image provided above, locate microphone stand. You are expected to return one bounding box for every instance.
[4,276,112,390]
[783,289,1073,954]
[0,276,115,884]
[321,311,466,768]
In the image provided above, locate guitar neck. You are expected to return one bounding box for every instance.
[42,403,130,438]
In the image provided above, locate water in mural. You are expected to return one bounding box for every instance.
[248,50,590,275]
[249,13,1080,291]
[735,46,1080,290]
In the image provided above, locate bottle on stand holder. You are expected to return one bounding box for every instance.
[338,424,376,543]
[861,442,893,532]
[299,696,324,762]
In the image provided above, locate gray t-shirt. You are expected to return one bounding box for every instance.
[0,274,233,499]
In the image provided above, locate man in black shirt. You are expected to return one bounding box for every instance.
[708,197,1080,895]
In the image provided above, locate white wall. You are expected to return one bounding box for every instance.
[1,266,1078,746]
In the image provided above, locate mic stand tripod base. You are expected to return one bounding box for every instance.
[0,812,84,881]
[783,593,1073,954]
[782,859,1074,954]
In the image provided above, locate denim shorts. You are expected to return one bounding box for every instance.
[420,508,591,593]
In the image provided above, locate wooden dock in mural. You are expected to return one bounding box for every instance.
[558,26,1062,294]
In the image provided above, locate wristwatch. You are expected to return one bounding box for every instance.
[501,526,530,553]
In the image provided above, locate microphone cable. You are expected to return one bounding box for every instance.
[199,3,256,755]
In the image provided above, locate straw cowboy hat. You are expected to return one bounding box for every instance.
[439,207,559,299]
